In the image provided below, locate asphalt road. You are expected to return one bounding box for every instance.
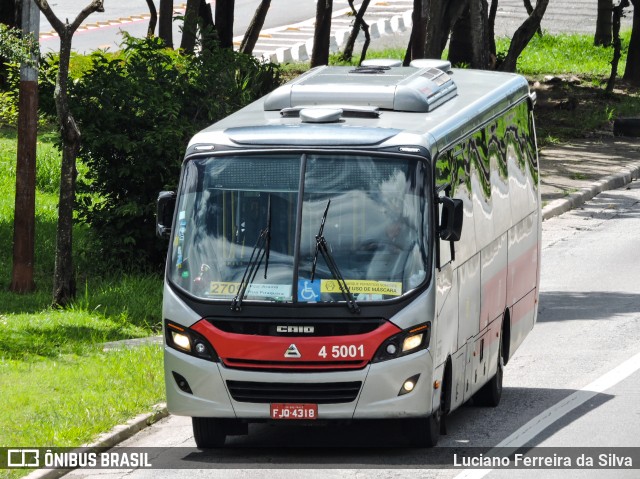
[38,0,320,53]
[37,0,634,55]
[62,180,640,478]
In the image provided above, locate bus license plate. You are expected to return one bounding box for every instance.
[270,403,317,420]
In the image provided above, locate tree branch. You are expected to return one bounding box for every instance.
[33,0,104,37]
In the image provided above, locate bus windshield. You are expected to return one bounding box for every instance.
[168,153,430,305]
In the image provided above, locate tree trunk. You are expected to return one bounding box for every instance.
[11,0,39,294]
[623,0,640,83]
[498,0,549,72]
[449,7,473,66]
[311,0,333,67]
[0,0,19,30]
[424,0,469,59]
[33,0,105,306]
[145,0,157,37]
[607,1,628,91]
[404,0,425,64]
[595,0,613,46]
[470,0,491,69]
[424,0,448,58]
[357,23,372,65]
[449,0,490,69]
[180,0,199,52]
[240,0,271,55]
[215,0,235,49]
[523,0,543,36]
[488,0,498,57]
[197,0,216,51]
[341,0,371,63]
[158,0,173,48]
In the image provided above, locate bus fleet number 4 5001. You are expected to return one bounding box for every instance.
[318,344,365,359]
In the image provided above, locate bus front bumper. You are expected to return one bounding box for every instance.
[165,346,437,420]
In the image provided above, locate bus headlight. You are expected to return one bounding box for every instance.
[165,321,219,362]
[402,333,424,353]
[171,331,191,352]
[372,322,430,363]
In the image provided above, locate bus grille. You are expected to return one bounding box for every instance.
[226,380,362,404]
[223,358,368,372]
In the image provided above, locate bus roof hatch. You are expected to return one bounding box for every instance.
[264,65,457,113]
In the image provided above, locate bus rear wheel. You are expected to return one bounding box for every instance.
[192,417,227,448]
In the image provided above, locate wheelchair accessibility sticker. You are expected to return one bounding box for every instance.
[297,279,321,302]
[297,279,402,301]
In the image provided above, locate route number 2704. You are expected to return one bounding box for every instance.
[318,345,365,359]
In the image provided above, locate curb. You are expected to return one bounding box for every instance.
[23,405,169,479]
[235,8,413,63]
[541,160,640,221]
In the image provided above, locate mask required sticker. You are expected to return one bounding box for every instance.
[320,280,402,296]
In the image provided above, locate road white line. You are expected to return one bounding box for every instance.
[453,350,640,479]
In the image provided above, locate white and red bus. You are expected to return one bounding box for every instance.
[156,61,541,447]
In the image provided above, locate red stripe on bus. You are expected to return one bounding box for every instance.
[480,240,539,328]
[191,320,402,368]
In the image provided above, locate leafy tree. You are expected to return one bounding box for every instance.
[0,0,19,88]
[44,35,281,269]
[33,0,105,306]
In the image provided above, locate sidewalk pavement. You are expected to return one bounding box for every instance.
[539,138,640,220]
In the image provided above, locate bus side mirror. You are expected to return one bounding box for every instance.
[439,197,463,241]
[157,191,176,239]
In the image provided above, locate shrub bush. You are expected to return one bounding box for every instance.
[42,35,281,270]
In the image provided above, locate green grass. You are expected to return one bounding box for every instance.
[326,30,632,78]
[0,127,165,463]
[497,30,631,78]
[0,310,148,360]
[0,345,163,447]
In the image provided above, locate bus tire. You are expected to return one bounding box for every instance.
[192,417,227,448]
[407,370,447,447]
[473,336,504,407]
[407,412,440,448]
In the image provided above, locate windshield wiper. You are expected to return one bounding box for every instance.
[310,200,360,314]
[231,195,271,311]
